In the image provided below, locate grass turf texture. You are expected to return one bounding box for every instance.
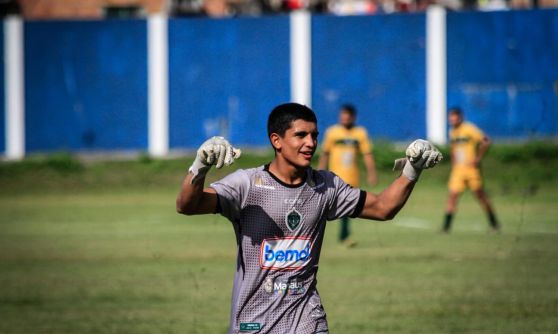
[1,143,557,333]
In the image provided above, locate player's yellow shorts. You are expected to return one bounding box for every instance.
[448,167,483,193]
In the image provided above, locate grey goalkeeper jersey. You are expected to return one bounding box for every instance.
[210,164,365,334]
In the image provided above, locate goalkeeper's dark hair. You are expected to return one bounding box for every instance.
[267,103,317,138]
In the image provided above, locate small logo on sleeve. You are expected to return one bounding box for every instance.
[260,237,311,270]
[254,175,275,190]
[240,323,261,331]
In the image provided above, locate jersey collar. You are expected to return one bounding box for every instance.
[264,164,308,189]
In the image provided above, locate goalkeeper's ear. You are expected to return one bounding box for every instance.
[269,133,282,152]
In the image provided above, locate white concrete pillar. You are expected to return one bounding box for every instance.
[426,6,447,145]
[290,11,311,107]
[148,14,169,157]
[4,16,25,160]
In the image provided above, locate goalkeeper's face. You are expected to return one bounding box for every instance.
[272,119,319,169]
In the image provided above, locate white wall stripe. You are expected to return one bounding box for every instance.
[290,11,311,107]
[4,16,25,160]
[148,14,169,157]
[426,6,447,145]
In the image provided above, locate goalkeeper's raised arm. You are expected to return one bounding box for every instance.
[358,139,443,220]
[176,136,241,215]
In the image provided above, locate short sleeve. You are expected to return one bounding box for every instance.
[326,172,367,220]
[357,128,373,154]
[209,169,251,224]
[469,124,485,143]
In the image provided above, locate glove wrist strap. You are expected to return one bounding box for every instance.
[189,158,211,184]
[402,160,421,181]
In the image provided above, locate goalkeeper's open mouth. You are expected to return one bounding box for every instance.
[300,150,314,161]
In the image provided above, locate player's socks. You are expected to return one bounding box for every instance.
[488,212,500,231]
[339,217,350,242]
[442,213,453,232]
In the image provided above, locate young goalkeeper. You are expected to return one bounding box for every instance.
[176,103,442,334]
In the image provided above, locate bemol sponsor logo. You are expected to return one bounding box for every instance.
[260,237,312,270]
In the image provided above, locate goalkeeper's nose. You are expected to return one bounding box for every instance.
[304,135,317,149]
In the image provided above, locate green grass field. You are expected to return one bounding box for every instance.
[1,146,557,334]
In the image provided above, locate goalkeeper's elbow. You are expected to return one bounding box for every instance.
[362,207,398,221]
[376,211,397,222]
[378,203,403,221]
[176,198,196,216]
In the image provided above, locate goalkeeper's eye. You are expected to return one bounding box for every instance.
[294,131,319,141]
[294,131,309,138]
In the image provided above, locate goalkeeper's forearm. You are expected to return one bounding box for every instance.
[359,175,416,220]
[176,172,207,215]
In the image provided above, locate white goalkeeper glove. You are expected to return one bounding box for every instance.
[393,139,443,181]
[188,136,241,184]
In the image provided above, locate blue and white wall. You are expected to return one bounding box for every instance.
[2,9,558,159]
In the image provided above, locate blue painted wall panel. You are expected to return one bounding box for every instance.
[0,21,4,154]
[24,20,148,152]
[8,11,556,156]
[447,10,558,138]
[169,16,290,149]
[312,14,426,141]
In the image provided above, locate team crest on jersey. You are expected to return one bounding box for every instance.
[285,209,302,231]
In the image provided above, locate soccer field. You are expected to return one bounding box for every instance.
[1,150,557,334]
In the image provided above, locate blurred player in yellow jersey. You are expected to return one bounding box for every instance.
[443,107,500,233]
[319,104,378,246]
